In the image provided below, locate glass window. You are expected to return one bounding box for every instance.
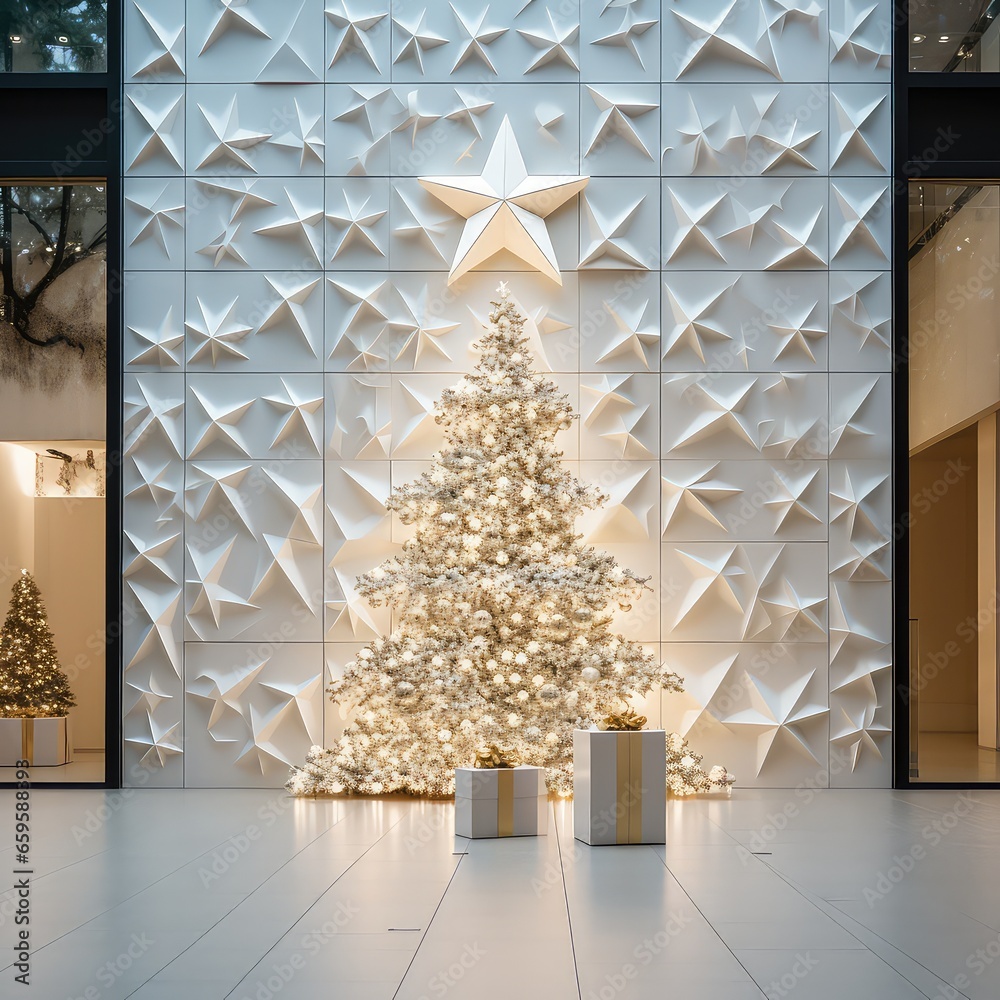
[0,184,107,358]
[909,0,1000,71]
[908,180,1000,783]
[0,1,107,72]
[0,182,107,784]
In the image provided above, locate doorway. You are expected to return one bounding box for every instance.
[908,181,1000,781]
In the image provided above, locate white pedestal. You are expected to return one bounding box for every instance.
[0,717,72,766]
[454,766,547,839]
[573,729,666,846]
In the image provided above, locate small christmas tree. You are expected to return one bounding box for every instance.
[0,570,76,718]
[288,287,732,798]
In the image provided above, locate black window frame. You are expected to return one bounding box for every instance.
[893,0,1000,788]
[0,0,121,790]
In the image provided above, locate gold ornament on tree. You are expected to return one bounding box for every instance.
[288,287,732,798]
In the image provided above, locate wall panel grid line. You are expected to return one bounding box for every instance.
[122,0,893,788]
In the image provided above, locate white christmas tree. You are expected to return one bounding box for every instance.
[289,287,732,797]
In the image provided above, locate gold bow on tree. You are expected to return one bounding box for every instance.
[474,744,519,769]
[599,705,647,732]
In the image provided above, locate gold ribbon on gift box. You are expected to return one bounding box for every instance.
[21,719,34,765]
[599,703,647,843]
[615,732,644,845]
[496,768,514,838]
[473,746,518,837]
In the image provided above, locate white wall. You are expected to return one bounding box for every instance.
[909,426,979,733]
[34,499,106,751]
[122,0,894,788]
[0,443,35,580]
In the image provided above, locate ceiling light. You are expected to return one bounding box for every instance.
[939,34,950,42]
[912,33,925,43]
[56,35,68,43]
[9,34,20,42]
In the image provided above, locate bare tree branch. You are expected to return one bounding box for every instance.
[0,186,87,352]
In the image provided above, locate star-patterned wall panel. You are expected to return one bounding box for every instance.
[123,0,892,788]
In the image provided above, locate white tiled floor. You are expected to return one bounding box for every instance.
[915,733,1000,782]
[0,750,105,783]
[0,788,998,998]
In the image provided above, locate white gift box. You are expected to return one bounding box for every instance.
[0,717,72,766]
[573,729,666,846]
[454,766,548,839]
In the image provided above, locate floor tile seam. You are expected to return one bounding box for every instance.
[175,809,414,1000]
[760,859,963,1000]
[130,809,416,1000]
[700,810,755,849]
[653,849,780,1000]
[2,791,339,894]
[16,805,359,993]
[389,850,470,1000]
[1,847,114,892]
[886,793,1000,824]
[0,814,312,975]
[823,901,971,1000]
[553,803,584,1000]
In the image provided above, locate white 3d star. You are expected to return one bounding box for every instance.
[197,96,272,171]
[419,115,587,284]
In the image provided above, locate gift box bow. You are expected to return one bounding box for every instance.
[598,706,647,731]
[474,744,519,769]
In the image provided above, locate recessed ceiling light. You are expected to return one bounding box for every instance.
[939,34,950,42]
[912,33,926,43]
[9,34,20,42]
[56,34,68,43]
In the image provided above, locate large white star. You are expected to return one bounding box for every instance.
[419,116,587,285]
